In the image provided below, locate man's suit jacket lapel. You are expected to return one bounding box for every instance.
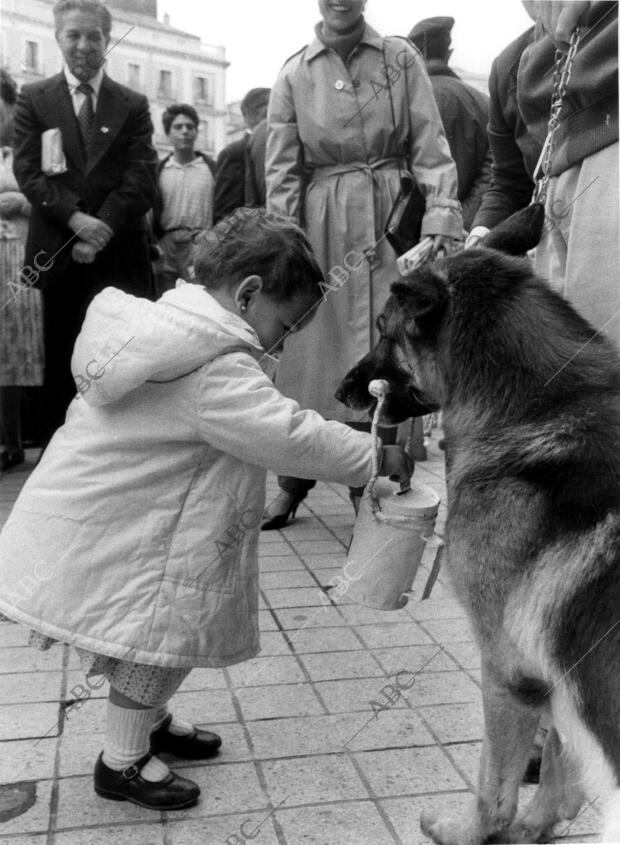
[88,76,131,174]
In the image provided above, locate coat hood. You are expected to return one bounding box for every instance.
[71,282,269,406]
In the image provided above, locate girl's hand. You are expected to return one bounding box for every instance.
[379,445,414,485]
[431,235,460,258]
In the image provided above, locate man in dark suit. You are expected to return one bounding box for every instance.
[409,16,492,232]
[213,88,270,222]
[13,0,158,444]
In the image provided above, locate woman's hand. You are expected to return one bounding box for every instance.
[379,445,414,485]
[0,192,27,219]
[431,235,460,258]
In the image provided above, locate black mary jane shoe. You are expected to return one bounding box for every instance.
[94,751,200,810]
[150,713,222,760]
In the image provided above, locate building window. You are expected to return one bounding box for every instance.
[158,69,173,99]
[128,63,141,90]
[194,75,214,106]
[24,41,39,73]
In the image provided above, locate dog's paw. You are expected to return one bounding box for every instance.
[505,816,553,844]
[420,811,477,845]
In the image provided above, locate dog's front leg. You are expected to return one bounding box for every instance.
[421,662,540,845]
[508,726,584,843]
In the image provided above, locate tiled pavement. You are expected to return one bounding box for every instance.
[0,437,602,844]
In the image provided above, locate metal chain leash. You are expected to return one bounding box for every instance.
[532,28,582,206]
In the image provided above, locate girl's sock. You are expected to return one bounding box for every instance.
[152,705,194,736]
[103,700,170,782]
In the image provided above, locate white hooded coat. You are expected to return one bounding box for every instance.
[0,284,374,668]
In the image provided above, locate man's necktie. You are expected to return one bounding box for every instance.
[76,82,94,155]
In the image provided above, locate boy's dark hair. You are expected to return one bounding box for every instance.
[240,87,270,127]
[53,0,112,37]
[162,104,200,135]
[194,208,324,302]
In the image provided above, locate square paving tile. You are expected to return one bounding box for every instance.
[166,812,280,844]
[0,647,64,674]
[406,598,467,622]
[300,650,383,682]
[335,604,413,626]
[259,570,318,589]
[418,702,485,744]
[236,682,324,721]
[274,606,349,630]
[263,587,326,609]
[0,778,52,835]
[55,776,172,829]
[354,622,434,649]
[170,761,268,819]
[254,631,291,657]
[258,610,280,631]
[443,741,481,787]
[0,671,64,705]
[444,641,482,670]
[315,677,408,715]
[287,627,364,654]
[420,617,475,644]
[54,824,166,844]
[0,737,57,783]
[354,747,467,797]
[372,645,458,676]
[227,655,306,688]
[167,689,238,725]
[0,621,30,647]
[0,702,61,741]
[261,753,369,806]
[276,801,396,845]
[177,668,228,692]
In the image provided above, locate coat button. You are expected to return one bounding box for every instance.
[335,80,345,91]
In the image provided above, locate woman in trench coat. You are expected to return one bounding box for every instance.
[264,0,462,526]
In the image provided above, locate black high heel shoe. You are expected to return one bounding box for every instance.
[261,490,306,531]
[1,449,25,471]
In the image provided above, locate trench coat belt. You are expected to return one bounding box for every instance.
[310,157,402,182]
[310,157,404,264]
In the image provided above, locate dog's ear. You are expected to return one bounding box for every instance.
[481,203,545,255]
[390,276,448,336]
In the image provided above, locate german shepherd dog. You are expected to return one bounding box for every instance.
[337,206,620,844]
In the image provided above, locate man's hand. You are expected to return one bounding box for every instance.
[527,1,590,44]
[431,235,460,259]
[379,445,414,485]
[465,226,491,249]
[68,211,113,250]
[72,241,98,264]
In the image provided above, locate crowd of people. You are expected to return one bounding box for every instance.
[0,0,617,816]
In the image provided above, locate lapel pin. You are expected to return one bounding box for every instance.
[100,126,110,134]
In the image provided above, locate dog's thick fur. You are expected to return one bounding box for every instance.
[338,206,620,844]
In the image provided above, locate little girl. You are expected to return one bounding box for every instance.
[0,209,411,811]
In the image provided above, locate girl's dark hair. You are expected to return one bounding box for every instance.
[194,208,324,302]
